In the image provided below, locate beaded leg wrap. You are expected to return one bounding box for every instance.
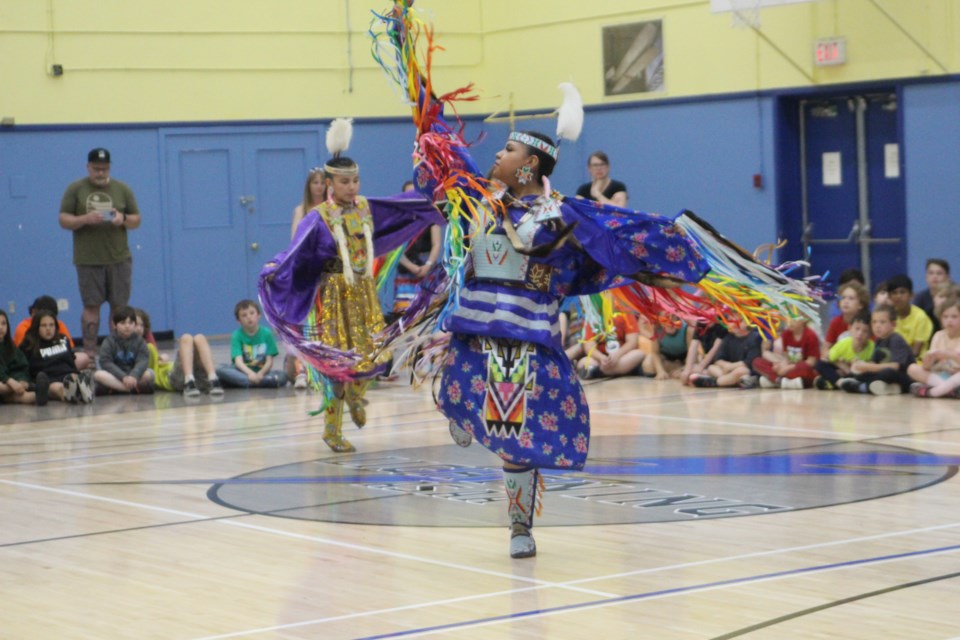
[345,382,367,428]
[323,387,355,453]
[504,467,542,559]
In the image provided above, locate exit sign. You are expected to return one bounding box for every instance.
[814,37,846,66]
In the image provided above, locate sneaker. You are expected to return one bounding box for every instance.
[910,382,931,398]
[208,378,224,396]
[869,380,900,396]
[183,379,201,398]
[759,376,777,389]
[266,374,283,388]
[814,376,835,391]
[78,370,95,404]
[578,366,600,380]
[691,374,718,388]
[63,373,80,403]
[780,377,804,390]
[35,373,50,406]
[739,375,759,389]
[838,378,863,394]
[294,373,308,390]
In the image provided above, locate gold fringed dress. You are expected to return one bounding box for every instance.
[313,196,392,376]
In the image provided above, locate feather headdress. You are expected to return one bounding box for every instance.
[325,118,354,158]
[324,118,358,176]
[556,82,584,143]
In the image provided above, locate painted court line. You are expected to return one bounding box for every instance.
[0,416,449,478]
[191,529,960,639]
[0,478,618,599]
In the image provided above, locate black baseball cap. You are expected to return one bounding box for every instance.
[88,147,111,163]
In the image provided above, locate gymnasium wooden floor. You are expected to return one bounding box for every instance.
[2,344,959,639]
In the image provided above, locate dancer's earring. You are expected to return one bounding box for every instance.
[515,164,534,185]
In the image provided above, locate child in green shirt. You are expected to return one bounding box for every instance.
[215,300,287,388]
[813,311,874,390]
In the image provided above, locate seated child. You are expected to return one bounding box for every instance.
[13,295,92,371]
[873,281,890,308]
[752,317,820,389]
[838,267,866,287]
[813,311,874,390]
[136,309,223,398]
[559,296,583,350]
[20,309,94,404]
[641,314,694,380]
[689,317,762,389]
[0,309,42,405]
[680,318,728,385]
[822,281,870,358]
[838,305,914,395]
[908,297,960,398]
[93,306,154,394]
[915,258,951,333]
[575,309,646,380]
[887,274,933,357]
[932,282,960,320]
[216,299,287,388]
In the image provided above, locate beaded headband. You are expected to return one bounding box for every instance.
[323,162,359,177]
[508,131,558,161]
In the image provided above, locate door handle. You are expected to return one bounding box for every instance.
[240,195,256,213]
[250,242,259,251]
[845,220,860,242]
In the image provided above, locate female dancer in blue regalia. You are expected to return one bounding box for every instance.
[431,129,723,558]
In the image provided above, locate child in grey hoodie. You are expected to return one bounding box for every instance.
[92,306,154,394]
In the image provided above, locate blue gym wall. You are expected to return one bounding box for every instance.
[902,81,960,286]
[1,78,957,337]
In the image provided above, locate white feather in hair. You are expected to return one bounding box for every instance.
[326,117,354,157]
[555,83,583,142]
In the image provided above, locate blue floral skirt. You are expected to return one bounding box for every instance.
[437,333,590,470]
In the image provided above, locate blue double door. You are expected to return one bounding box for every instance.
[163,129,322,335]
[795,92,905,292]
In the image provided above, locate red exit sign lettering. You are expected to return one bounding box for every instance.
[814,37,846,66]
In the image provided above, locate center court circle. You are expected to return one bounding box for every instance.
[207,434,955,527]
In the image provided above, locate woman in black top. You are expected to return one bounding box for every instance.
[575,150,628,207]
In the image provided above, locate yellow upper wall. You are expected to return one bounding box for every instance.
[0,0,956,125]
[479,0,958,111]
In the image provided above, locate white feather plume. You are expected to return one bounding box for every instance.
[555,83,584,142]
[326,117,354,157]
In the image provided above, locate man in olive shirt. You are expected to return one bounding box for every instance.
[59,148,142,359]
